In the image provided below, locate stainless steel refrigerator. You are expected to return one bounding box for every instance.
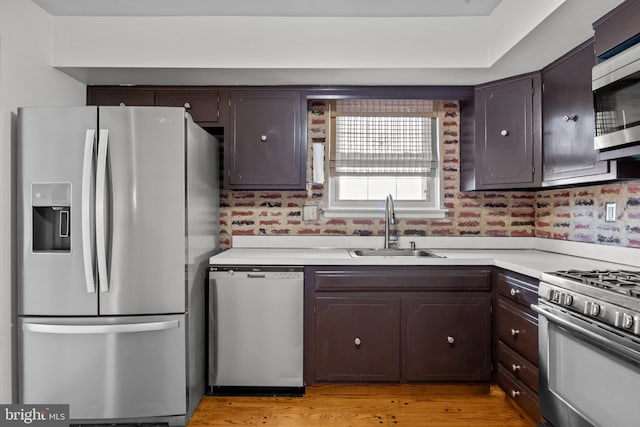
[17,106,219,426]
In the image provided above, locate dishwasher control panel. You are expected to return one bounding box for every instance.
[209,266,304,280]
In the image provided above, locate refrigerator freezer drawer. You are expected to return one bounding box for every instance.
[19,315,186,421]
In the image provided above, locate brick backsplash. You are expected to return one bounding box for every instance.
[219,100,640,250]
[536,182,640,248]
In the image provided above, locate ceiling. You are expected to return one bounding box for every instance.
[31,0,503,17]
[30,0,626,86]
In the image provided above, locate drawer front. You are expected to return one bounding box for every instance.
[495,270,538,311]
[312,267,491,292]
[497,340,539,393]
[496,364,541,421]
[496,299,538,364]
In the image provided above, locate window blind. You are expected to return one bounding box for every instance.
[333,115,438,177]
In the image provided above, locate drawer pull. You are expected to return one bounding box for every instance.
[447,336,455,344]
[511,364,521,372]
[511,328,520,336]
[511,390,521,398]
[510,288,520,296]
[354,337,362,347]
[260,135,268,142]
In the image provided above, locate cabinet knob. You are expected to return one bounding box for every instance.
[500,129,509,137]
[510,288,520,296]
[119,102,126,107]
[184,102,192,110]
[511,390,521,398]
[447,336,455,344]
[511,364,521,372]
[563,114,577,122]
[260,135,268,142]
[354,337,362,347]
[511,328,520,336]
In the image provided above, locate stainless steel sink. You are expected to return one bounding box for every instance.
[348,248,445,258]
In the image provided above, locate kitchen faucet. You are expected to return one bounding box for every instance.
[384,194,397,249]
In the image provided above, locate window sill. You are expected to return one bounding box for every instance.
[323,207,447,219]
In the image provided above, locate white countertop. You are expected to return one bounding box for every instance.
[210,237,640,279]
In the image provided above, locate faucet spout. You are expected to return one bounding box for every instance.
[384,194,397,249]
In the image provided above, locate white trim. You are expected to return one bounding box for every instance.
[323,206,447,218]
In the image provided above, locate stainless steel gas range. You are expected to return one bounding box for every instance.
[532,270,640,427]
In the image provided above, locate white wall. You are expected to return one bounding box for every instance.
[0,0,85,403]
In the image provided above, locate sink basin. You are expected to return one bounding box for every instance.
[348,248,445,258]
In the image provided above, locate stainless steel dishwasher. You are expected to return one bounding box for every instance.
[208,266,304,393]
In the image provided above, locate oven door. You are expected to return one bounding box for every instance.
[532,302,640,427]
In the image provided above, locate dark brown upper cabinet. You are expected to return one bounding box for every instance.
[87,86,228,128]
[155,89,226,127]
[89,87,155,106]
[225,90,305,190]
[593,0,640,58]
[541,40,613,186]
[461,73,542,191]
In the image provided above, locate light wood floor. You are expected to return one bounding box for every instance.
[188,384,537,427]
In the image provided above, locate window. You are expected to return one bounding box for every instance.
[325,100,445,218]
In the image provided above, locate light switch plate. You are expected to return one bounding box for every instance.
[303,204,318,221]
[605,202,616,222]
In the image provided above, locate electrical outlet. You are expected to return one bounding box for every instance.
[605,202,616,222]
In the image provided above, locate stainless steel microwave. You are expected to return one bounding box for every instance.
[592,41,640,153]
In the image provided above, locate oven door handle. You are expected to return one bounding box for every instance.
[531,304,640,362]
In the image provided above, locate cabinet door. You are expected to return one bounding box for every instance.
[406,296,491,381]
[156,89,224,126]
[90,88,155,106]
[314,297,400,382]
[542,41,610,184]
[593,0,640,58]
[475,75,541,188]
[226,90,304,190]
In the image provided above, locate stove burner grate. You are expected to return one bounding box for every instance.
[555,269,640,298]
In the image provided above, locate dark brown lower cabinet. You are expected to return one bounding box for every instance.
[493,269,542,422]
[315,297,400,382]
[496,364,541,420]
[406,296,491,381]
[305,266,492,384]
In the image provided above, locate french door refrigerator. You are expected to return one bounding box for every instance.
[17,106,219,426]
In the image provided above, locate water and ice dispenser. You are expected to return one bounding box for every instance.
[32,183,71,252]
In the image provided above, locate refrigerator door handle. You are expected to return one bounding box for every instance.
[82,129,96,294]
[22,320,180,335]
[96,129,110,293]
